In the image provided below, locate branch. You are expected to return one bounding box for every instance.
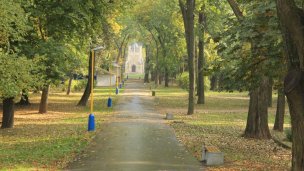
[227,0,244,21]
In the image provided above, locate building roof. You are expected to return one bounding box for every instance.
[96,68,115,75]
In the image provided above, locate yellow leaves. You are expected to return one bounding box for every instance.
[107,12,123,34]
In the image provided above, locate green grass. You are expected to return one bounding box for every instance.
[152,85,291,170]
[0,86,122,170]
[126,73,144,79]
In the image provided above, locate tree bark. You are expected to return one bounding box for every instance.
[16,90,30,106]
[78,51,93,106]
[144,46,150,83]
[273,88,285,132]
[244,76,271,139]
[197,5,206,104]
[179,0,195,115]
[165,68,169,87]
[276,1,304,169]
[39,85,50,114]
[66,76,73,95]
[1,97,15,129]
[268,78,273,107]
[227,0,244,21]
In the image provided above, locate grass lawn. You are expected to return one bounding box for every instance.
[152,85,291,170]
[126,73,144,79]
[0,86,123,170]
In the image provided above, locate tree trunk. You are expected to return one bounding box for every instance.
[78,51,93,106]
[276,1,304,169]
[197,5,206,104]
[227,0,244,21]
[273,88,285,132]
[285,70,304,170]
[165,68,169,87]
[151,70,155,81]
[159,74,162,85]
[179,0,195,115]
[210,75,217,91]
[144,46,150,83]
[16,90,30,106]
[66,76,73,95]
[244,76,271,139]
[1,97,15,129]
[268,78,273,107]
[39,85,50,114]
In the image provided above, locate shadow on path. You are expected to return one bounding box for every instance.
[67,79,203,171]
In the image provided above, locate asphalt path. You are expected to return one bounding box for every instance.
[67,79,203,171]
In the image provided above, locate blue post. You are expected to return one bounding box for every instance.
[107,97,112,107]
[116,87,119,95]
[88,114,95,131]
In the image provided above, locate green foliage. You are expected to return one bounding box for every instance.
[0,52,33,99]
[0,0,29,50]
[177,72,189,90]
[214,0,283,91]
[285,128,292,142]
[73,80,87,92]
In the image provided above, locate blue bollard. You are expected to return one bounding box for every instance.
[115,87,119,95]
[88,114,95,131]
[107,97,112,107]
[119,83,122,89]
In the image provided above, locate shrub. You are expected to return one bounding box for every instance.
[177,72,189,90]
[177,72,210,91]
[285,128,292,142]
[73,80,87,91]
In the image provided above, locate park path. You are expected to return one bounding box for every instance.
[67,79,203,171]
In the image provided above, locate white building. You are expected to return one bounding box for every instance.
[96,63,121,87]
[125,42,144,74]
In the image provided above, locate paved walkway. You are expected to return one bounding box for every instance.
[67,79,203,171]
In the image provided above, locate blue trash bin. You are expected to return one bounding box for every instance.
[88,114,95,131]
[116,87,119,95]
[107,97,112,107]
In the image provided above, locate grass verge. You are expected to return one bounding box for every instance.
[0,86,123,170]
[152,85,291,170]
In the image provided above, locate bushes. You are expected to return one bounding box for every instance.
[177,72,189,90]
[285,128,292,142]
[176,72,210,91]
[73,80,87,91]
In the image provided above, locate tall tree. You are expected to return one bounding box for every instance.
[0,0,34,128]
[225,0,277,139]
[276,0,304,169]
[197,5,206,104]
[179,0,195,115]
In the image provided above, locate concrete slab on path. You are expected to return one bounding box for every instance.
[67,79,203,171]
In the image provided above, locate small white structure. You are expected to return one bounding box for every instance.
[202,145,224,166]
[166,113,174,120]
[96,63,121,87]
[96,69,116,87]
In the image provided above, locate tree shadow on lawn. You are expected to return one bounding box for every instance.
[0,122,101,169]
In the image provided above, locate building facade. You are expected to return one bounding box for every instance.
[125,42,144,74]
